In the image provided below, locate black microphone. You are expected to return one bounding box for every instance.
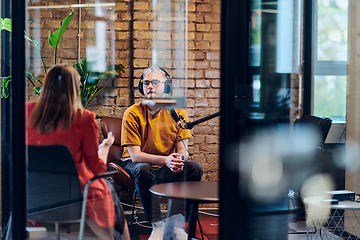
[170,109,183,128]
[183,111,220,129]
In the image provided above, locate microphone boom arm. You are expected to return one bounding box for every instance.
[183,111,220,129]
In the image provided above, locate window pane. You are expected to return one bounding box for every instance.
[314,75,346,118]
[317,0,348,61]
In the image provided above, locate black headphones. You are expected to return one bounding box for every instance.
[138,67,172,95]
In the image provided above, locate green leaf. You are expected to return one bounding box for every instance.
[2,75,11,82]
[86,76,101,88]
[25,32,47,74]
[25,71,41,83]
[34,86,42,95]
[48,8,75,50]
[1,76,11,98]
[1,18,12,32]
[24,32,39,49]
[114,63,125,75]
[74,57,125,108]
[101,63,125,78]
[88,87,103,102]
[2,91,9,98]
[73,58,89,84]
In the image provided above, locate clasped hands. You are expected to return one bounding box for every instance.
[165,153,184,173]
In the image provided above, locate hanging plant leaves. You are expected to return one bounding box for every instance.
[1,76,11,98]
[25,31,40,51]
[25,32,47,74]
[1,18,12,32]
[34,86,42,95]
[25,71,42,83]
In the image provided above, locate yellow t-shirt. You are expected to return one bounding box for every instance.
[121,102,192,160]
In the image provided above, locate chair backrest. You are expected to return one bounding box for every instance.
[101,116,123,165]
[100,116,135,191]
[294,115,332,147]
[27,145,83,221]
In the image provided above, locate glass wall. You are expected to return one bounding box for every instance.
[1,0,27,238]
[1,0,13,237]
[1,0,188,239]
[248,0,302,123]
[2,0,190,238]
[220,0,310,239]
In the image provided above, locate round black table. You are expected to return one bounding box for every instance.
[150,181,219,240]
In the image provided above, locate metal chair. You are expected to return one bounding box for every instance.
[6,145,118,240]
[100,116,137,233]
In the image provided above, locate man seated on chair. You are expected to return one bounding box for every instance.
[119,66,203,240]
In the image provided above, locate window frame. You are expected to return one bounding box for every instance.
[311,0,348,121]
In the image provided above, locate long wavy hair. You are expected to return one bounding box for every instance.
[29,64,83,134]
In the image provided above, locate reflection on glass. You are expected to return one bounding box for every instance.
[87,21,108,73]
[252,75,261,103]
[314,75,346,119]
[26,3,118,108]
[151,0,188,108]
[317,0,348,61]
[250,2,261,67]
[248,0,301,124]
[23,1,190,238]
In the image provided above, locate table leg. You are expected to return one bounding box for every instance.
[166,198,173,220]
[163,199,174,240]
[188,202,199,240]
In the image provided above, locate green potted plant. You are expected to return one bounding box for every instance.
[1,9,124,108]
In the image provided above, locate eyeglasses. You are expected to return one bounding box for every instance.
[143,79,165,87]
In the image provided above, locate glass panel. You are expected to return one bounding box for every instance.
[24,0,189,238]
[230,0,306,239]
[1,1,12,237]
[248,0,301,123]
[2,0,27,237]
[26,2,117,106]
[317,0,348,61]
[250,2,261,67]
[149,0,188,108]
[252,75,261,103]
[314,75,346,119]
[25,0,121,236]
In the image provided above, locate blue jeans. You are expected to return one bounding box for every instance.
[120,160,203,222]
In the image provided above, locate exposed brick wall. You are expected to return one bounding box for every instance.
[26,0,221,182]
[128,0,221,181]
[190,0,220,181]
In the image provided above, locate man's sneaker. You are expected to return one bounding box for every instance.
[148,221,165,240]
[173,226,188,240]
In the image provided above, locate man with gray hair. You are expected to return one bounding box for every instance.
[119,66,203,239]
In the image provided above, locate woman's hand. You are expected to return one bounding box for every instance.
[98,132,115,164]
[99,132,115,150]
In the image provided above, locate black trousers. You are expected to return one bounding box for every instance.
[120,160,203,222]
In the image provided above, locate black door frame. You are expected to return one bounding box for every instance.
[220,0,251,238]
[1,0,27,238]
